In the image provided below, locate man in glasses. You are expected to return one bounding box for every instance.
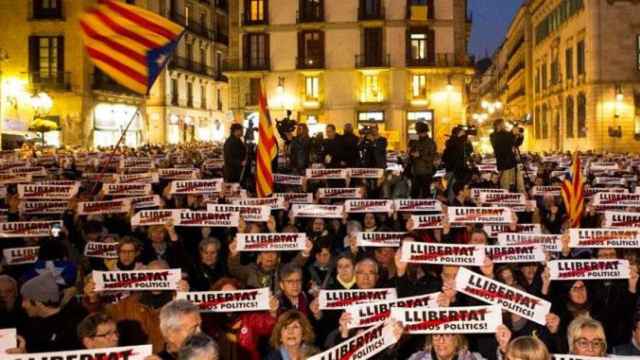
[77,313,119,349]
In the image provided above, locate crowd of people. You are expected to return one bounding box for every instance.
[0,117,639,360]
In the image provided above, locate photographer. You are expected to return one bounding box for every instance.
[408,122,437,198]
[490,118,525,192]
[442,126,473,203]
[223,123,246,183]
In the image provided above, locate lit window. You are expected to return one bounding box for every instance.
[358,111,384,123]
[412,74,427,98]
[249,0,264,21]
[305,76,319,100]
[410,33,427,60]
[361,74,381,102]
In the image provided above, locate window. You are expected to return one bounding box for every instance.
[38,37,58,79]
[566,96,574,138]
[359,0,383,20]
[407,111,434,141]
[248,78,261,106]
[361,74,381,102]
[305,76,319,100]
[565,47,573,80]
[541,63,548,90]
[535,106,541,139]
[577,92,586,137]
[186,43,193,63]
[200,48,206,66]
[362,28,383,67]
[535,0,584,45]
[535,68,540,93]
[542,104,549,139]
[244,33,269,70]
[358,111,384,123]
[201,85,207,109]
[29,36,64,87]
[171,79,178,105]
[637,35,640,71]
[216,52,223,73]
[245,0,267,24]
[200,12,207,28]
[551,58,560,85]
[407,0,433,21]
[411,33,427,60]
[577,40,585,75]
[406,27,435,66]
[217,88,223,111]
[412,74,427,98]
[187,82,193,107]
[33,0,62,19]
[299,0,323,22]
[298,31,324,68]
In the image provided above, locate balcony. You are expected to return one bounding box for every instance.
[26,71,71,91]
[406,53,472,67]
[169,57,217,78]
[297,56,325,69]
[92,71,140,96]
[355,54,390,68]
[244,93,259,107]
[243,13,268,26]
[297,7,324,23]
[169,12,215,40]
[216,32,229,46]
[358,2,384,20]
[507,86,525,103]
[507,61,525,82]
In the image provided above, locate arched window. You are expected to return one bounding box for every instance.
[566,96,574,138]
[577,92,586,138]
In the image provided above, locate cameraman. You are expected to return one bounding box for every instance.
[442,126,473,203]
[408,122,437,198]
[490,118,525,192]
[223,123,246,183]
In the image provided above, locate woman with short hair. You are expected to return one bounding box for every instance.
[408,334,486,360]
[266,310,319,360]
[505,336,551,360]
[567,317,607,357]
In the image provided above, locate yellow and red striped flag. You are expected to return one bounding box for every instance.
[256,82,277,197]
[79,0,185,95]
[561,152,585,228]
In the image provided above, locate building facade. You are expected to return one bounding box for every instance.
[0,0,229,149]
[225,0,474,149]
[488,0,640,153]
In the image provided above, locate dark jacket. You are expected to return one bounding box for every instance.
[321,136,344,168]
[223,135,247,182]
[373,136,388,169]
[443,136,472,179]
[613,342,640,356]
[22,299,87,352]
[341,133,360,167]
[409,136,437,176]
[490,130,523,171]
[288,135,311,174]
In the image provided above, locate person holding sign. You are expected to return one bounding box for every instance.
[407,334,486,360]
[157,299,202,360]
[266,310,319,360]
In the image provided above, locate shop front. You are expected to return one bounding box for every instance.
[93,103,142,148]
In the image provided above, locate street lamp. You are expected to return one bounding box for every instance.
[31,92,53,117]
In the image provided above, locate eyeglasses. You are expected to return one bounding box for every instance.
[574,338,605,350]
[94,329,119,338]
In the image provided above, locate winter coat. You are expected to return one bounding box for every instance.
[409,136,437,176]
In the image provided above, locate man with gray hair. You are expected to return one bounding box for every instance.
[178,333,219,360]
[158,299,202,360]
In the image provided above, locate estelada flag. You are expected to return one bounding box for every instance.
[79,0,185,95]
[256,81,277,197]
[561,152,585,228]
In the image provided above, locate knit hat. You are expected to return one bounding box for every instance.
[20,271,61,304]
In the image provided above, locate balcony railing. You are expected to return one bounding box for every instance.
[297,56,325,69]
[358,3,384,20]
[507,62,525,82]
[169,57,217,78]
[355,54,390,68]
[169,12,215,40]
[243,13,268,26]
[26,71,71,91]
[224,58,270,72]
[406,53,472,67]
[92,71,140,96]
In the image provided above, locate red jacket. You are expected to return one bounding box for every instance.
[203,312,276,360]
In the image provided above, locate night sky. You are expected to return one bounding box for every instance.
[468,0,525,59]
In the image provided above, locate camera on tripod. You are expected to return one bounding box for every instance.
[275,110,297,144]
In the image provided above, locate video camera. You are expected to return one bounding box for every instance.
[454,125,477,136]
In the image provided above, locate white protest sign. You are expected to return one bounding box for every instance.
[317,188,363,199]
[231,197,286,209]
[392,305,502,334]
[305,168,348,180]
[115,172,159,184]
[0,221,62,238]
[175,211,240,227]
[77,199,132,215]
[345,293,440,329]
[603,211,640,227]
[202,159,224,171]
[128,195,163,209]
[400,242,485,266]
[0,174,31,185]
[158,168,200,180]
[235,233,307,251]
[17,184,79,199]
[485,245,545,263]
[355,232,405,247]
[345,199,394,213]
[471,188,507,201]
[447,207,513,224]
[531,186,562,196]
[2,247,39,265]
[318,288,397,310]
[477,164,498,173]
[84,242,118,259]
[93,269,182,291]
[348,168,384,179]
[593,193,640,207]
[569,228,640,248]
[19,200,69,215]
[552,355,609,360]
[410,214,444,229]
[394,199,442,212]
[10,166,47,177]
[548,260,630,280]
[291,204,344,218]
[483,224,541,238]
[585,187,628,198]
[274,192,313,204]
[103,183,152,196]
[2,345,152,360]
[307,322,399,360]
[0,328,16,354]
[454,267,551,325]
[594,177,626,186]
[169,179,222,194]
[497,233,562,252]
[479,192,527,206]
[177,288,271,312]
[206,204,270,222]
[273,173,304,186]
